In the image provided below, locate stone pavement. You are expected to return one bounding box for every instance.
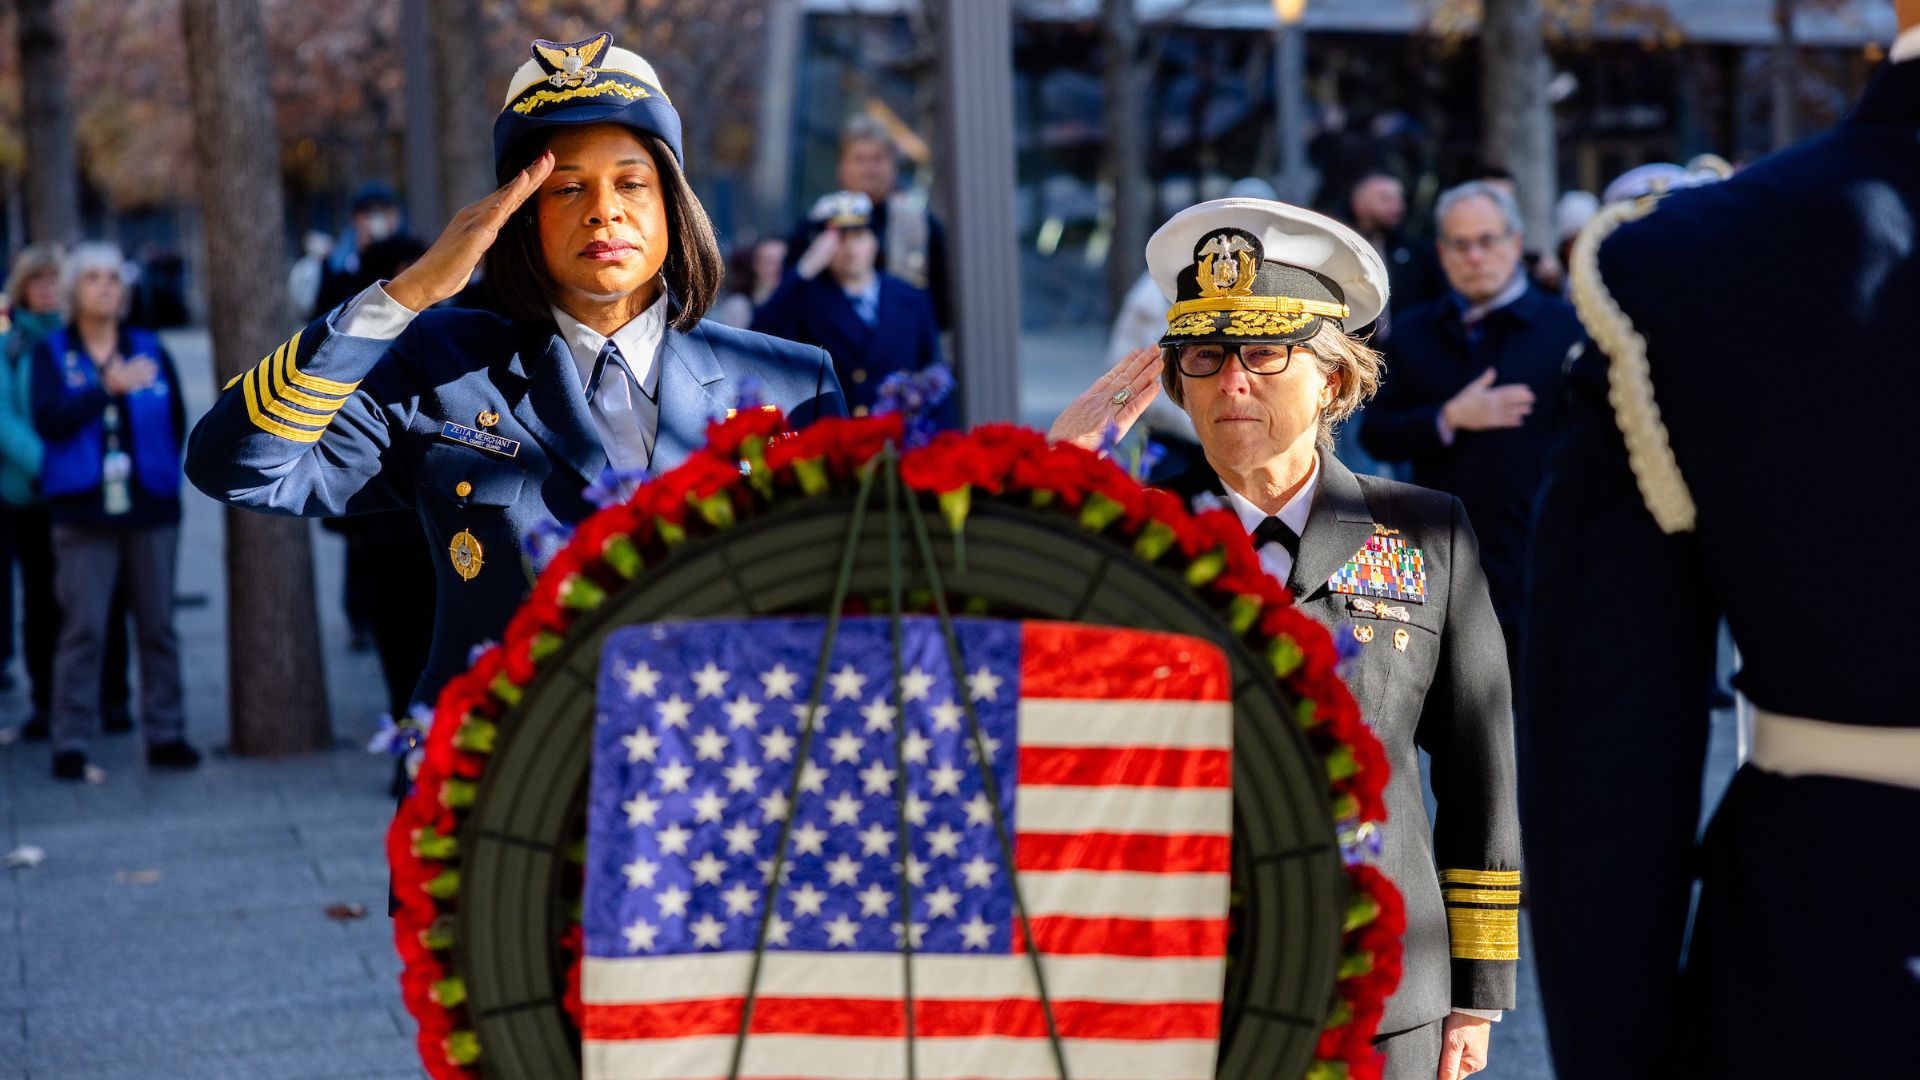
[1,329,419,1079]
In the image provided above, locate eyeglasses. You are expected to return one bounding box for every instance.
[1439,231,1515,256]
[1174,343,1299,378]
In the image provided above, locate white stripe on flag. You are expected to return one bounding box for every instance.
[1017,700,1233,750]
[1016,870,1228,920]
[584,1033,1222,1080]
[582,952,1226,1006]
[1014,786,1231,834]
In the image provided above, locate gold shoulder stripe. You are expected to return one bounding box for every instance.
[270,342,352,411]
[1446,907,1519,961]
[1439,869,1521,887]
[279,331,360,397]
[1569,197,1697,534]
[241,369,325,443]
[1443,887,1523,906]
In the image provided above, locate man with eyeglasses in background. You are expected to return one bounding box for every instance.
[1359,180,1588,665]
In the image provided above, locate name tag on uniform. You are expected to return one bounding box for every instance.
[440,421,520,459]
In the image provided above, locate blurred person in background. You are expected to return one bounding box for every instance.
[1361,181,1586,663]
[31,243,196,781]
[1547,191,1600,296]
[789,116,949,326]
[0,248,59,710]
[288,230,334,321]
[711,236,787,329]
[1346,170,1440,328]
[0,247,136,742]
[313,182,413,317]
[755,191,944,421]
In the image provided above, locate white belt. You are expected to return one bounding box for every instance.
[1749,710,1920,792]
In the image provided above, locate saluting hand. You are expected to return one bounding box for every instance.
[386,151,556,313]
[1046,347,1164,452]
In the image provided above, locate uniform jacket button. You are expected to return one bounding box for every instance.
[455,481,473,498]
[851,369,867,384]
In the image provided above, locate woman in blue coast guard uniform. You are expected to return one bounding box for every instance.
[186,33,847,705]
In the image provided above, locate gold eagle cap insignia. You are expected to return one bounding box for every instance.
[1196,234,1258,298]
[533,32,611,89]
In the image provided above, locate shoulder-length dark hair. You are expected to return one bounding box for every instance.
[482,129,724,331]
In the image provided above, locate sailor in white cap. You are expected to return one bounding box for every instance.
[1052,198,1522,1080]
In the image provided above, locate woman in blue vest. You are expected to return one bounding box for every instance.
[31,243,197,781]
[186,33,845,710]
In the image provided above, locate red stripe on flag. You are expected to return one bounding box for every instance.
[1018,622,1230,702]
[582,996,1221,1041]
[1013,831,1230,874]
[1018,746,1231,789]
[1013,916,1229,957]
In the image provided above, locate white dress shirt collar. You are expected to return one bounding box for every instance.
[1894,24,1920,64]
[1223,453,1320,584]
[549,293,668,400]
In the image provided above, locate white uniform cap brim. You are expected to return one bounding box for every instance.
[503,46,667,109]
[1145,197,1389,331]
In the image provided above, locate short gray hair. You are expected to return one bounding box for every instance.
[1435,180,1524,240]
[62,242,130,319]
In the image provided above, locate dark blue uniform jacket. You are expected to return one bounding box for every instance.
[186,304,845,704]
[1523,57,1920,1080]
[751,271,943,419]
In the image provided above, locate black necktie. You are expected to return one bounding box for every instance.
[1252,515,1300,559]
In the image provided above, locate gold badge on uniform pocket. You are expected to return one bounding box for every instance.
[449,530,484,581]
[1393,628,1410,653]
[476,410,500,428]
[1353,625,1374,644]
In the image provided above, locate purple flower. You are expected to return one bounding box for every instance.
[521,517,574,570]
[582,465,653,509]
[874,364,956,448]
[732,376,768,412]
[1337,818,1385,867]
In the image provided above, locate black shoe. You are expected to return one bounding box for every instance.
[52,749,87,781]
[146,740,201,770]
[103,706,134,734]
[21,714,49,741]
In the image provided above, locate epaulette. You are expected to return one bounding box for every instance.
[1567,197,1697,534]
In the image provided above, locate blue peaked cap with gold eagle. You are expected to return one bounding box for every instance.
[492,32,684,169]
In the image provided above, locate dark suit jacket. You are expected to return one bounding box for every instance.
[752,270,945,421]
[1524,57,1920,1078]
[186,305,845,705]
[1164,452,1520,1034]
[1360,286,1587,642]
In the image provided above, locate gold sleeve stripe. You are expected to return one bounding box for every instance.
[223,369,243,392]
[1439,870,1521,887]
[279,331,360,396]
[1443,887,1523,906]
[254,375,339,426]
[241,369,325,443]
[1446,907,1519,961]
[269,342,353,411]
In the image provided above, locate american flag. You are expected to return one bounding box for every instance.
[583,616,1233,1080]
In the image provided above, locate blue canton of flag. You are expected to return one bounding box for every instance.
[585,617,1021,961]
